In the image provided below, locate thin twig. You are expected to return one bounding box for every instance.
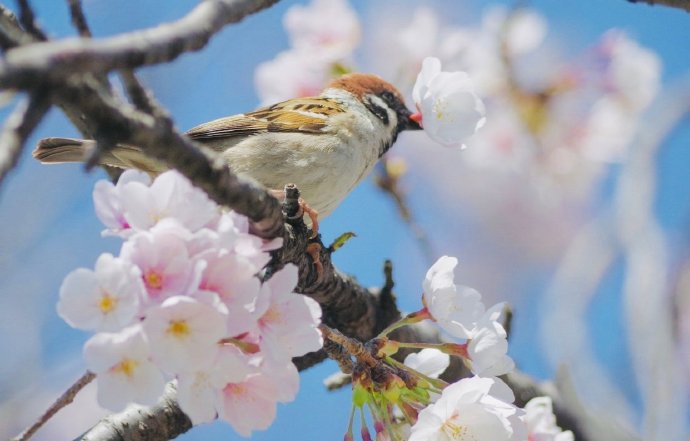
[0,89,51,186]
[319,324,379,368]
[66,0,91,37]
[16,0,47,41]
[626,0,690,12]
[12,371,96,441]
[119,69,169,118]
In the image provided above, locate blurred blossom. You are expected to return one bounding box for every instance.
[254,49,332,105]
[599,30,661,110]
[283,0,360,61]
[524,396,574,441]
[483,7,547,56]
[255,0,361,105]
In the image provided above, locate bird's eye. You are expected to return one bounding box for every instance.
[380,91,395,103]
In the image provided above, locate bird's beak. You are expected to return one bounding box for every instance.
[403,110,423,131]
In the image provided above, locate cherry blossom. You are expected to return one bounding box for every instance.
[524,396,574,441]
[196,250,262,336]
[409,376,526,441]
[412,57,486,148]
[57,253,143,332]
[217,373,277,436]
[254,264,323,362]
[142,295,228,373]
[120,224,199,304]
[83,325,165,410]
[403,348,450,379]
[176,345,252,424]
[119,170,218,232]
[422,255,486,339]
[93,170,150,237]
[467,318,515,377]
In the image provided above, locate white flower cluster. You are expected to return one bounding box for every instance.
[255,0,360,105]
[407,256,574,440]
[57,170,323,436]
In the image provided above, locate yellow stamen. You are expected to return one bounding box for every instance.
[112,358,138,378]
[167,320,190,337]
[99,293,117,313]
[441,419,473,440]
[145,271,163,289]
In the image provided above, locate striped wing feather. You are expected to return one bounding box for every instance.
[186,98,345,140]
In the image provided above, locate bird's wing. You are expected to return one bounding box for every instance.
[185,97,346,140]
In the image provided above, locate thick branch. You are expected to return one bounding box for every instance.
[0,0,279,89]
[627,0,690,12]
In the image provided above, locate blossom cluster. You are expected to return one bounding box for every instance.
[342,255,573,440]
[57,170,323,436]
[406,256,574,440]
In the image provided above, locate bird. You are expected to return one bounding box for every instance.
[33,73,422,234]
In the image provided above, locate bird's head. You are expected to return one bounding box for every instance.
[327,73,423,135]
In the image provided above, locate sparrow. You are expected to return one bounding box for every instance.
[33,73,422,231]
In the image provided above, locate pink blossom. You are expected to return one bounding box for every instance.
[255,264,323,362]
[57,253,143,332]
[197,250,262,336]
[93,170,150,237]
[217,372,280,437]
[142,295,228,373]
[176,344,252,424]
[120,225,198,304]
[83,325,165,410]
[119,170,219,233]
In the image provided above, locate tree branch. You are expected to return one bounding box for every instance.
[627,0,690,12]
[0,89,51,186]
[0,0,279,89]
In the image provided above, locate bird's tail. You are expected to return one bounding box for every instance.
[33,137,166,174]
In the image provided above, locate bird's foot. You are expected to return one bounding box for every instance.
[298,198,319,239]
[306,241,324,280]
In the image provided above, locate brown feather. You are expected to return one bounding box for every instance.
[185,98,346,141]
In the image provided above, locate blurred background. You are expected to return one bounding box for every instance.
[1,0,689,439]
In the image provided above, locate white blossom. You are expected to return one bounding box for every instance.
[83,325,165,410]
[413,57,486,148]
[57,253,143,332]
[409,376,526,441]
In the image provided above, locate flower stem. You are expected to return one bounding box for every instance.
[376,308,431,338]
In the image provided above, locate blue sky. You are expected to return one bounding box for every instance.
[1,0,689,440]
